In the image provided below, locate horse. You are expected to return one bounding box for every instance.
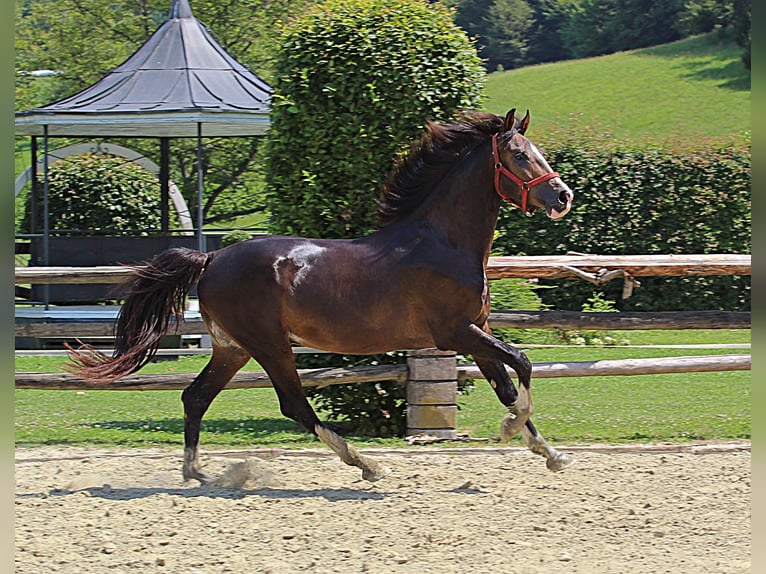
[68,108,575,483]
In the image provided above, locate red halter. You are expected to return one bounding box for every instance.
[491,132,560,214]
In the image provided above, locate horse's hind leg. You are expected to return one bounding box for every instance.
[181,344,250,483]
[247,343,388,482]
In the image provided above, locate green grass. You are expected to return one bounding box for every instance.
[483,34,750,146]
[15,330,750,449]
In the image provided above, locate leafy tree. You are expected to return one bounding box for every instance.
[560,0,686,58]
[445,0,533,70]
[482,0,533,70]
[609,0,685,51]
[731,0,750,70]
[264,0,485,239]
[676,0,750,69]
[524,0,572,64]
[263,0,484,436]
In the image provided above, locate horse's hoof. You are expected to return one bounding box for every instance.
[546,452,574,473]
[183,468,216,485]
[362,464,390,482]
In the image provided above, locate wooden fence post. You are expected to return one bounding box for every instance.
[406,348,458,438]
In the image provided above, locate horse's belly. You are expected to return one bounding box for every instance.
[286,304,436,355]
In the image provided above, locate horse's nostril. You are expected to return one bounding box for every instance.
[558,191,570,204]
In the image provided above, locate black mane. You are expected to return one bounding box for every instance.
[377,111,503,225]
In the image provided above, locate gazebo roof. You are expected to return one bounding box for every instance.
[15,0,272,138]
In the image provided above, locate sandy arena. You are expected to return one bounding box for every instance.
[15,442,750,573]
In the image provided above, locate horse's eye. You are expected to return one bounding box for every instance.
[514,151,528,161]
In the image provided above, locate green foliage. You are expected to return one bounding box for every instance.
[560,0,686,59]
[264,0,485,239]
[559,292,630,346]
[21,153,167,235]
[263,0,484,437]
[479,0,533,70]
[488,278,558,344]
[493,137,751,312]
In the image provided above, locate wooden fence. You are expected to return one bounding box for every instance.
[15,253,751,437]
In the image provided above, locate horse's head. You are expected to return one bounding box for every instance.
[492,108,573,219]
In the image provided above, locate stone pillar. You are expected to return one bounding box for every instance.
[406,348,458,438]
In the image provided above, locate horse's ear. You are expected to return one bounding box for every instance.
[503,108,517,132]
[518,109,531,135]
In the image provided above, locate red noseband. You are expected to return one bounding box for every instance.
[491,132,560,214]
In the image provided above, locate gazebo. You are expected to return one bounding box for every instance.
[15,0,272,302]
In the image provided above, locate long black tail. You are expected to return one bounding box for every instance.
[67,247,209,383]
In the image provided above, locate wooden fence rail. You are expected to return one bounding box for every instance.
[15,354,751,392]
[13,309,751,339]
[14,253,752,285]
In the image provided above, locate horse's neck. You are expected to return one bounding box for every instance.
[415,143,501,263]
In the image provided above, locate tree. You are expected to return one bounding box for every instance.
[264,0,485,239]
[445,0,534,70]
[560,0,685,59]
[262,0,484,436]
[482,0,533,70]
[678,1,750,69]
[524,0,572,64]
[732,0,751,70]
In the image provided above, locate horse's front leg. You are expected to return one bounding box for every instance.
[522,419,572,472]
[444,322,572,472]
[473,354,532,441]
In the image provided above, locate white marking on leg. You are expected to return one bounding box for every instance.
[500,384,533,441]
[315,424,389,481]
[183,446,215,484]
[521,425,573,472]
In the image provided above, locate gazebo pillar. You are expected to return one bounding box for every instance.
[160,137,170,232]
[196,123,205,252]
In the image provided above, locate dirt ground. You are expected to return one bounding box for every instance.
[15,442,750,574]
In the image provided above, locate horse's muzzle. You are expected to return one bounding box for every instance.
[545,187,573,219]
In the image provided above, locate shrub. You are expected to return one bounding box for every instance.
[298,352,408,438]
[488,277,559,345]
[559,292,631,346]
[22,153,166,235]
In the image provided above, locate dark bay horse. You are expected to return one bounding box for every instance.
[69,109,574,482]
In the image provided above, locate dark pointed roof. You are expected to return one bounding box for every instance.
[15,0,272,137]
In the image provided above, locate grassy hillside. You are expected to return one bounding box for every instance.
[483,34,750,146]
